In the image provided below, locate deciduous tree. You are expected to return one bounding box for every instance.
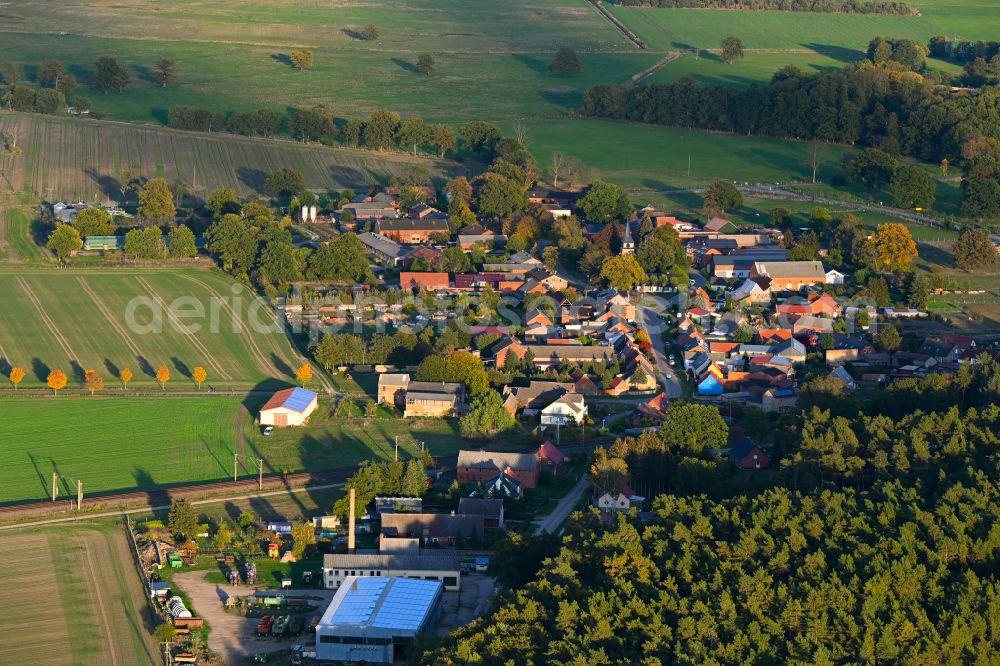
[953,227,997,271]
[93,56,130,93]
[72,207,114,237]
[890,165,936,209]
[47,370,67,395]
[578,180,631,223]
[600,254,647,291]
[459,390,515,439]
[550,47,582,75]
[168,224,197,257]
[877,323,901,351]
[193,366,207,389]
[362,23,380,40]
[156,365,171,390]
[138,178,176,225]
[37,59,64,87]
[720,36,745,64]
[865,223,917,273]
[703,180,742,214]
[152,58,177,87]
[416,54,435,75]
[296,363,313,387]
[290,50,314,70]
[291,523,316,559]
[265,167,305,200]
[84,369,104,395]
[46,224,82,263]
[9,366,25,390]
[120,367,133,389]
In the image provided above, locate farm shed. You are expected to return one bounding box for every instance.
[260,387,318,427]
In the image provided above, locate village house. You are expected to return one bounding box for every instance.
[458,498,505,529]
[540,392,587,425]
[725,437,770,470]
[376,218,450,244]
[457,450,539,489]
[537,440,567,474]
[399,271,450,291]
[377,374,464,417]
[750,261,827,291]
[596,485,644,514]
[380,513,485,546]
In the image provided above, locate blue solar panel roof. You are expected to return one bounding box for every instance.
[283,387,317,412]
[325,577,442,632]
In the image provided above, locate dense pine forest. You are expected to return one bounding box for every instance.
[418,358,1000,664]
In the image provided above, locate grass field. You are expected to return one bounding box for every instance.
[2,393,518,505]
[0,522,159,665]
[0,113,464,200]
[0,267,305,389]
[520,117,853,188]
[608,0,994,84]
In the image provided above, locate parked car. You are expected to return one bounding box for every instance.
[668,354,676,365]
[262,426,274,436]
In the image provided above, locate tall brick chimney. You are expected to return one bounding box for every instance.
[348,487,356,553]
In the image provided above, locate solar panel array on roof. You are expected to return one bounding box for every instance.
[331,578,388,624]
[371,578,440,631]
[283,387,317,412]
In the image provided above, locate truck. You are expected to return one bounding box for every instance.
[257,614,275,637]
[289,614,305,636]
[272,614,290,637]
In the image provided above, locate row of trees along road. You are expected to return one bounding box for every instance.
[7,364,208,392]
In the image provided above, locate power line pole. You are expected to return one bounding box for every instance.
[234,452,239,481]
[52,472,58,502]
[258,458,263,490]
[77,479,82,511]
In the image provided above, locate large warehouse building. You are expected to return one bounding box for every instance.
[315,576,443,663]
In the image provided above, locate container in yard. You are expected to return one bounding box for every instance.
[168,553,183,568]
[268,543,279,558]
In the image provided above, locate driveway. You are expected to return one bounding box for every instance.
[171,572,335,665]
[437,575,495,635]
[534,476,591,535]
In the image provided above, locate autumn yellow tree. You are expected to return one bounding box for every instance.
[192,366,207,390]
[866,223,917,273]
[84,369,104,395]
[47,369,67,395]
[9,366,25,390]
[156,365,171,390]
[120,367,133,389]
[295,363,313,387]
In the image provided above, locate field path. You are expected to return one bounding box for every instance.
[177,273,284,380]
[626,51,684,85]
[16,275,78,363]
[135,276,231,380]
[76,276,145,359]
[82,540,121,666]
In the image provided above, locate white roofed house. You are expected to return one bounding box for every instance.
[540,392,587,425]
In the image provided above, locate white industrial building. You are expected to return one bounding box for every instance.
[315,576,443,663]
[259,387,318,427]
[323,552,461,591]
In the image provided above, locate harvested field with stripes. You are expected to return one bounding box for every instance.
[0,112,463,201]
[0,522,159,665]
[0,267,303,389]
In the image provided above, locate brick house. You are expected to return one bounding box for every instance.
[376,218,450,244]
[399,271,450,291]
[750,261,826,291]
[457,451,539,489]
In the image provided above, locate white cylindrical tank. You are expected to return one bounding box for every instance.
[309,205,317,222]
[300,206,308,222]
[167,596,193,619]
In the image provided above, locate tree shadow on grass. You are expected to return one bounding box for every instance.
[917,241,955,268]
[271,53,293,68]
[137,355,156,379]
[271,352,293,379]
[150,107,169,125]
[800,43,864,64]
[391,57,419,74]
[31,357,50,383]
[328,164,368,189]
[86,167,121,201]
[172,356,191,379]
[0,356,10,376]
[237,166,267,193]
[132,64,158,86]
[104,358,120,379]
[512,54,551,75]
[341,28,364,41]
